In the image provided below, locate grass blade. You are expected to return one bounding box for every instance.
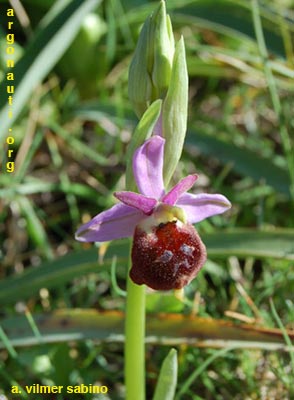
[175,346,237,399]
[1,309,294,350]
[187,130,291,197]
[202,229,294,260]
[153,349,178,400]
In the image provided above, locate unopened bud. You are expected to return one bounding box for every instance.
[128,0,174,117]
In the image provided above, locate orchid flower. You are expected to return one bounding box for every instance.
[76,136,231,290]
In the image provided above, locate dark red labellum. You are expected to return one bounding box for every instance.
[130,220,207,290]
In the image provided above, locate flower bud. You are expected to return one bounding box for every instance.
[128,0,174,117]
[128,1,188,186]
[130,204,207,291]
[151,6,174,99]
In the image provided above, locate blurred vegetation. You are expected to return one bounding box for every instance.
[0,0,294,399]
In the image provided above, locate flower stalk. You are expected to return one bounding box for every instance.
[125,262,146,400]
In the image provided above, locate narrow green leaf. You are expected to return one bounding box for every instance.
[0,325,18,359]
[187,130,291,197]
[0,242,129,306]
[1,309,294,350]
[0,179,97,199]
[270,299,294,376]
[0,364,28,400]
[14,129,44,183]
[175,346,237,399]
[171,0,291,58]
[17,197,54,260]
[49,122,111,166]
[203,230,294,260]
[153,348,178,400]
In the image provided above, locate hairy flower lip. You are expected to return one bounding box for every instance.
[130,218,207,290]
[75,136,231,243]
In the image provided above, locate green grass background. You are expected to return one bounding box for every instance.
[0,0,294,399]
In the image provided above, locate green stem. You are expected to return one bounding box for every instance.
[125,252,146,400]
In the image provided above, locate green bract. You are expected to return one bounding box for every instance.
[162,37,188,185]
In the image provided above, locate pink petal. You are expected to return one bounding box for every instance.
[162,174,198,205]
[114,191,157,214]
[133,136,165,199]
[75,203,143,242]
[177,193,231,224]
